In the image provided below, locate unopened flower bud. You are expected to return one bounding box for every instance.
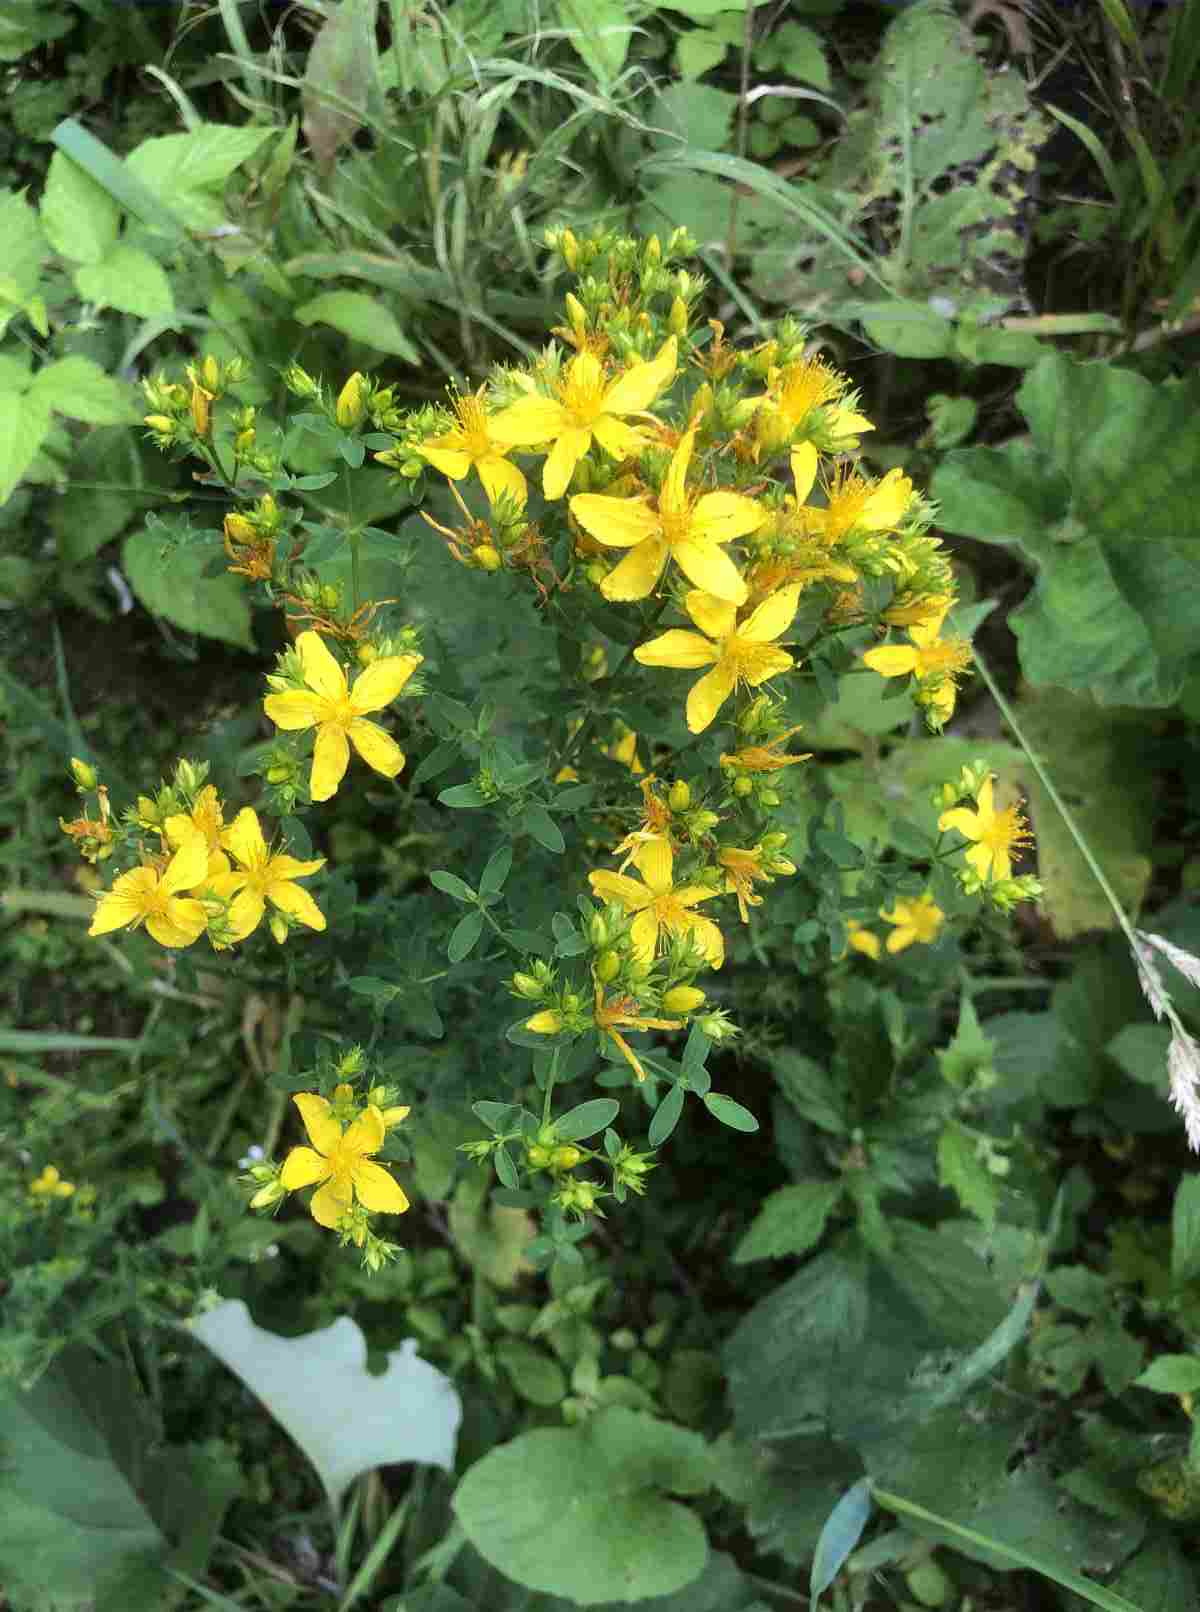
[224,513,256,544]
[661,986,705,1013]
[560,229,579,270]
[70,758,97,791]
[551,1145,582,1170]
[284,364,319,398]
[269,912,289,944]
[512,972,544,1000]
[474,545,502,572]
[669,295,688,337]
[760,788,782,808]
[589,913,608,947]
[761,832,788,853]
[564,292,587,331]
[668,780,691,812]
[692,810,721,832]
[266,764,294,784]
[201,355,221,393]
[336,371,367,429]
[234,428,256,456]
[733,776,754,798]
[250,1179,287,1209]
[189,385,210,436]
[585,561,608,587]
[594,950,621,984]
[144,414,174,434]
[645,234,661,266]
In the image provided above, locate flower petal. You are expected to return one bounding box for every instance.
[862,645,919,678]
[741,585,801,644]
[630,907,659,961]
[589,870,653,911]
[601,337,677,415]
[420,444,472,479]
[228,887,266,941]
[348,717,405,780]
[351,654,421,714]
[686,663,738,733]
[689,490,765,548]
[671,537,747,604]
[634,627,717,670]
[352,1158,410,1214]
[293,1093,341,1156]
[938,806,982,840]
[571,494,660,549]
[263,690,324,731]
[790,442,819,502]
[591,415,646,460]
[488,395,566,446]
[88,869,157,935]
[311,724,351,802]
[685,591,737,640]
[683,912,725,968]
[543,427,592,500]
[268,878,326,931]
[661,429,694,517]
[600,537,669,601]
[310,1176,353,1228]
[862,469,912,530]
[632,837,673,892]
[476,452,527,506]
[343,1105,385,1157]
[268,854,326,879]
[224,806,267,873]
[742,646,794,687]
[162,833,210,896]
[145,899,207,948]
[280,1145,332,1190]
[886,926,915,954]
[296,631,348,702]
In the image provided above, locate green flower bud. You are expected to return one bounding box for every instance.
[594,950,621,984]
[669,780,691,812]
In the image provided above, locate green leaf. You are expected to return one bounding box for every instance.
[704,1092,759,1132]
[452,1407,710,1604]
[125,124,274,231]
[649,1084,685,1147]
[122,524,253,650]
[1107,1023,1173,1087]
[675,27,728,79]
[1173,1174,1200,1286]
[0,387,52,504]
[770,1050,847,1134]
[522,802,565,853]
[559,0,634,94]
[936,1122,998,1230]
[1043,1264,1109,1318]
[75,244,175,318]
[556,1099,621,1142]
[429,869,476,903]
[479,846,512,897]
[1134,1355,1200,1395]
[302,0,378,173]
[494,1339,567,1407]
[733,1179,843,1264]
[447,910,484,963]
[859,299,955,358]
[187,1301,460,1509]
[931,440,1070,552]
[40,149,120,264]
[28,354,139,425]
[0,187,48,332]
[937,996,995,1087]
[294,290,419,361]
[810,1478,872,1603]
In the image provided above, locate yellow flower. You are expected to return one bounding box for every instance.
[718,843,796,923]
[791,447,912,543]
[29,1165,75,1199]
[489,338,677,499]
[88,833,209,948]
[753,357,873,458]
[164,783,224,852]
[589,838,724,967]
[862,617,972,725]
[279,1093,409,1228]
[263,631,422,802]
[418,387,527,506]
[721,726,811,775]
[571,428,761,603]
[593,985,684,1084]
[634,586,801,734]
[212,807,326,942]
[938,776,1031,884]
[844,919,881,961]
[605,723,644,775]
[879,893,944,953]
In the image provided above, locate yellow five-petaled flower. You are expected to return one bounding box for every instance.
[589,839,724,967]
[212,807,327,942]
[279,1093,410,1229]
[879,893,944,953]
[489,338,677,500]
[418,388,527,506]
[634,585,801,734]
[88,832,210,948]
[938,776,1031,884]
[264,630,422,802]
[571,428,762,604]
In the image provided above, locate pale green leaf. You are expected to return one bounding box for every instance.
[675,28,728,79]
[188,1300,460,1508]
[732,1179,843,1263]
[125,124,274,230]
[294,290,418,360]
[1107,1023,1173,1087]
[559,0,634,94]
[0,387,52,504]
[39,150,120,264]
[453,1407,710,1604]
[937,1122,998,1230]
[28,354,140,425]
[75,244,175,318]
[1134,1355,1200,1395]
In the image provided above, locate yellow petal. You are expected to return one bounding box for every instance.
[343,1105,385,1157]
[268,853,326,879]
[588,869,654,911]
[671,537,747,604]
[296,631,348,702]
[684,912,725,968]
[790,442,818,502]
[264,690,324,731]
[688,490,765,548]
[145,898,207,948]
[228,887,266,941]
[741,585,801,644]
[544,427,592,500]
[310,725,351,802]
[938,805,982,840]
[310,1176,353,1228]
[685,590,737,640]
[686,663,738,733]
[280,1145,332,1190]
[488,395,566,446]
[571,493,660,549]
[348,716,405,779]
[420,444,472,479]
[161,833,210,896]
[591,415,646,461]
[661,429,694,517]
[351,654,421,714]
[224,806,267,872]
[743,645,794,687]
[632,837,673,892]
[476,452,527,506]
[862,468,912,530]
[975,776,995,818]
[630,908,659,961]
[268,879,326,931]
[885,926,915,954]
[633,627,718,670]
[601,537,670,601]
[88,869,156,936]
[293,1092,341,1156]
[863,645,919,678]
[352,1158,410,1214]
[601,337,677,414]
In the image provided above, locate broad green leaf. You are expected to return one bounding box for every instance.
[0,387,52,504]
[294,290,419,361]
[559,0,634,93]
[1107,1023,1173,1087]
[0,188,48,325]
[75,244,175,318]
[1172,1174,1200,1285]
[1134,1355,1200,1395]
[187,1301,460,1508]
[1112,1533,1198,1612]
[930,440,1070,554]
[52,428,142,563]
[732,1179,843,1264]
[125,125,274,230]
[122,525,254,649]
[494,1339,567,1407]
[453,1407,710,1605]
[675,27,728,79]
[28,355,140,425]
[40,150,120,263]
[859,300,954,359]
[937,1122,998,1230]
[556,1098,620,1141]
[1043,1265,1109,1318]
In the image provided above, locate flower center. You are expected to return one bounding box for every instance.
[455,394,492,458]
[823,472,872,539]
[778,359,842,425]
[560,370,605,427]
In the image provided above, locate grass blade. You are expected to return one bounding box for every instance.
[50,119,186,240]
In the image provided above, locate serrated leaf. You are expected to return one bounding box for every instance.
[125,125,274,231]
[733,1180,843,1264]
[559,0,634,94]
[452,1408,710,1605]
[122,525,253,649]
[0,188,48,328]
[188,1301,460,1508]
[937,1121,998,1230]
[28,355,139,424]
[40,150,120,264]
[294,290,419,361]
[75,244,174,318]
[0,387,52,504]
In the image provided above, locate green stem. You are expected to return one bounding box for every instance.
[346,464,360,613]
[542,1046,560,1127]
